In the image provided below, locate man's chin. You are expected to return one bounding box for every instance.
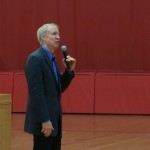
[55,44,59,49]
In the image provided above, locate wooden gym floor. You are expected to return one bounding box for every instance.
[12,113,150,150]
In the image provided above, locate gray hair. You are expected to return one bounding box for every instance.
[37,23,59,45]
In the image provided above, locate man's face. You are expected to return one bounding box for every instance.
[42,25,60,52]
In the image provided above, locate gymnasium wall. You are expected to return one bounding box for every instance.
[0,0,150,72]
[1,71,150,114]
[1,1,150,114]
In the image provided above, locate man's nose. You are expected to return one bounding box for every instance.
[56,34,60,39]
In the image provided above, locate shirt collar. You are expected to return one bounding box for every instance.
[41,45,55,61]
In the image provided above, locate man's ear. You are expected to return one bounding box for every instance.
[41,34,46,41]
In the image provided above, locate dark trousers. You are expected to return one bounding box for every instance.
[33,135,61,150]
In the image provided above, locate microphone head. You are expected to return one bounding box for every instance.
[61,45,67,52]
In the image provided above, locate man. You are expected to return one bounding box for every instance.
[24,23,76,150]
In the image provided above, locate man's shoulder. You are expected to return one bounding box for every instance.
[25,48,44,64]
[28,47,43,57]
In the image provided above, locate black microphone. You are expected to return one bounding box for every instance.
[61,45,70,70]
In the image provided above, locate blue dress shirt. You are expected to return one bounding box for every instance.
[41,45,58,83]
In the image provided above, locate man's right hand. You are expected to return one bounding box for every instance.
[41,120,54,137]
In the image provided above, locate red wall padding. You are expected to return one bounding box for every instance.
[61,72,95,113]
[12,72,95,113]
[13,73,94,113]
[0,72,14,95]
[12,73,27,112]
[95,73,150,114]
[1,71,150,114]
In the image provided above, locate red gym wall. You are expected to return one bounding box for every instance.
[0,0,150,114]
[0,0,150,71]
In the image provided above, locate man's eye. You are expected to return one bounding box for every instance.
[52,32,57,35]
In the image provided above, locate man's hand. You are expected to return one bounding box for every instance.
[41,120,54,137]
[62,55,76,71]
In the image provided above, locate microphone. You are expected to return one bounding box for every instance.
[61,45,70,70]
